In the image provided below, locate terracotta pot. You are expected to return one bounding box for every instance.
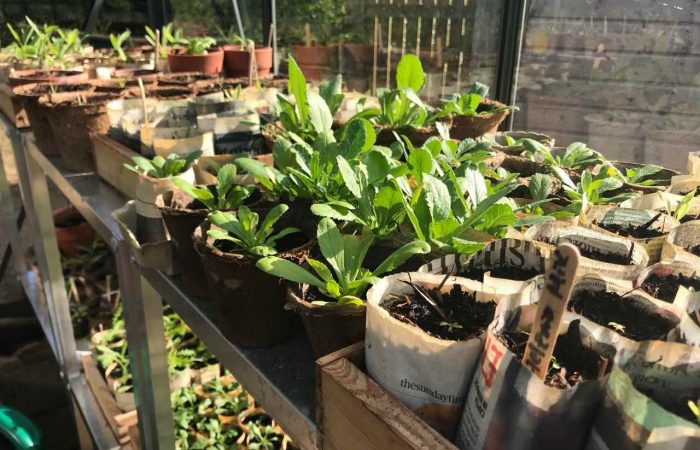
[192,220,310,347]
[38,91,121,172]
[286,284,366,357]
[155,190,209,298]
[167,48,224,75]
[53,206,95,257]
[449,98,511,140]
[223,45,273,78]
[343,43,372,69]
[13,82,94,156]
[292,45,336,81]
[9,69,88,88]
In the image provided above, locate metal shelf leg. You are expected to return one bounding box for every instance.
[115,241,175,449]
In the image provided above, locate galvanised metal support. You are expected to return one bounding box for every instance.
[147,0,169,29]
[116,241,174,450]
[0,121,26,277]
[83,0,105,32]
[495,0,528,130]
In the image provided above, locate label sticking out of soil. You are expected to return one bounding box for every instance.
[381,284,496,341]
[641,273,700,303]
[568,289,677,341]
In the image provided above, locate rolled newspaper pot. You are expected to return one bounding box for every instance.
[662,221,700,267]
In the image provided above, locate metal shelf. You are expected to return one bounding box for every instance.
[18,135,318,449]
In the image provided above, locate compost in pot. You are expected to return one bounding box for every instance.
[641,273,700,303]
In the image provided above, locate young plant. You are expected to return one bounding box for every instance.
[215,25,254,47]
[207,205,300,257]
[145,23,183,57]
[256,218,431,306]
[556,168,637,211]
[523,140,603,170]
[173,163,255,211]
[124,151,202,179]
[689,399,700,425]
[109,30,131,62]
[181,36,217,55]
[665,190,695,222]
[620,164,666,186]
[433,81,515,119]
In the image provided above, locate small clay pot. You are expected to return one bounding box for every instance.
[13,82,94,156]
[193,220,310,347]
[167,48,224,75]
[156,190,209,298]
[292,44,336,81]
[53,206,95,257]
[286,284,366,357]
[449,98,511,140]
[9,69,88,88]
[223,45,273,78]
[38,91,121,172]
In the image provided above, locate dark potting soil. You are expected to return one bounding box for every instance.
[459,264,541,282]
[381,284,496,341]
[30,83,92,95]
[641,273,700,303]
[55,217,86,228]
[680,214,700,223]
[687,245,700,258]
[596,222,665,239]
[677,187,700,196]
[498,324,609,389]
[572,245,633,265]
[568,290,677,341]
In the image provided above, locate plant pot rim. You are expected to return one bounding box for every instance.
[155,190,208,217]
[452,98,510,121]
[38,91,122,109]
[10,68,85,79]
[13,81,94,98]
[169,47,224,58]
[285,283,367,316]
[222,44,272,51]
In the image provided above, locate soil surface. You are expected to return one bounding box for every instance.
[641,273,700,303]
[381,284,496,340]
[568,290,677,341]
[576,246,634,265]
[596,222,664,239]
[54,217,85,228]
[498,323,609,389]
[459,265,541,282]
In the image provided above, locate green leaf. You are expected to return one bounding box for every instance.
[675,191,695,221]
[395,54,425,92]
[372,240,430,276]
[216,164,237,198]
[340,118,375,159]
[451,238,486,254]
[311,203,359,222]
[464,166,488,208]
[255,257,326,289]
[515,215,555,228]
[407,147,435,183]
[307,92,333,133]
[423,175,452,221]
[474,203,517,235]
[307,258,335,283]
[257,204,289,239]
[529,173,553,202]
[173,179,216,210]
[287,55,309,127]
[337,156,362,198]
[317,218,345,284]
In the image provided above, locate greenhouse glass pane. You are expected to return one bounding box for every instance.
[275,0,506,100]
[169,0,263,41]
[513,0,700,170]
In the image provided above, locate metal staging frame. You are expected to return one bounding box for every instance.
[0,118,318,449]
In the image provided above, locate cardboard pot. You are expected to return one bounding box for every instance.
[192,221,309,347]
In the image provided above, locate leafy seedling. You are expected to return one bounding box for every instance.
[173,163,254,211]
[124,151,202,179]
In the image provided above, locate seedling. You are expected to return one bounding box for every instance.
[207,205,300,257]
[439,321,463,333]
[173,164,254,211]
[124,151,202,179]
[433,81,516,120]
[109,29,131,62]
[607,321,626,334]
[689,399,700,425]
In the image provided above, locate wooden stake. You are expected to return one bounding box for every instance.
[267,24,274,48]
[138,77,148,126]
[304,23,312,47]
[522,243,580,380]
[248,42,258,86]
[154,29,160,71]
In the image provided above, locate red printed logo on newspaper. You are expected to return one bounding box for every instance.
[481,334,504,388]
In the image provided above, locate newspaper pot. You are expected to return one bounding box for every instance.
[192,221,310,347]
[635,261,700,324]
[293,44,336,80]
[38,91,120,172]
[662,220,700,268]
[13,81,93,156]
[155,190,210,298]
[152,131,215,158]
[167,48,224,75]
[609,160,679,193]
[112,201,178,275]
[189,91,245,116]
[196,109,261,154]
[582,206,680,264]
[134,169,196,244]
[586,363,700,448]
[286,283,365,358]
[8,69,88,87]
[223,45,273,77]
[455,307,615,450]
[524,221,649,280]
[449,98,510,140]
[53,206,95,258]
[375,124,442,147]
[418,238,547,295]
[366,273,499,439]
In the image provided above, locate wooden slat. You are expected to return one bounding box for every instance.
[92,135,140,199]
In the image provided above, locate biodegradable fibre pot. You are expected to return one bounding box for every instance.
[223,45,273,78]
[582,206,680,264]
[12,82,94,156]
[155,190,210,298]
[8,69,88,88]
[286,283,365,358]
[192,220,310,347]
[523,221,650,281]
[38,91,121,172]
[365,272,502,440]
[112,200,178,275]
[53,206,95,258]
[157,71,222,88]
[167,48,224,75]
[455,305,617,450]
[449,98,511,140]
[111,68,161,80]
[134,169,196,244]
[418,238,547,295]
[662,220,700,268]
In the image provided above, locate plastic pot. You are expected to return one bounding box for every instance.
[167,48,224,75]
[223,45,273,78]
